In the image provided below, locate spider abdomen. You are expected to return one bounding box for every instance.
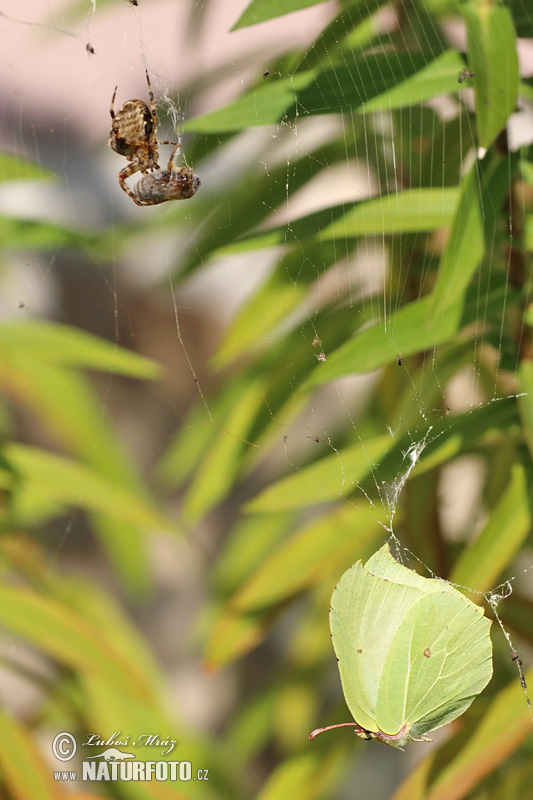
[109,100,155,158]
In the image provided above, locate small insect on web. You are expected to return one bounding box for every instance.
[457,68,475,83]
[109,70,200,206]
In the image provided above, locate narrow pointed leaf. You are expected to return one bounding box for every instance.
[462,1,519,150]
[233,0,326,29]
[451,463,531,591]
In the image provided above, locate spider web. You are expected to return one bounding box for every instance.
[0,0,533,798]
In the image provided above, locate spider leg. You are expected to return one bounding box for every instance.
[142,71,161,170]
[118,161,144,205]
[165,142,181,171]
[110,86,118,120]
[145,70,158,132]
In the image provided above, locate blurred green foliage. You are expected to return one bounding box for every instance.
[0,0,532,799]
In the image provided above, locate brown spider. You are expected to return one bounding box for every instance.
[109,70,200,205]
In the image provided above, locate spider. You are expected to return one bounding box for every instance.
[109,70,200,205]
[129,142,201,206]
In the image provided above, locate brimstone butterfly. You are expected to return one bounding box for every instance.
[310,543,493,747]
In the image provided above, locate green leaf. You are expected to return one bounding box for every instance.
[462,1,519,150]
[306,277,512,386]
[517,360,533,459]
[320,186,458,240]
[0,321,161,378]
[157,382,246,489]
[450,463,532,592]
[0,358,157,591]
[176,141,342,276]
[213,240,342,366]
[5,443,169,532]
[214,278,304,366]
[0,713,63,800]
[364,50,465,112]
[0,585,153,698]
[206,506,385,670]
[431,151,513,318]
[214,512,295,595]
[231,505,386,611]
[233,0,327,29]
[53,579,161,692]
[254,750,345,800]
[182,381,264,522]
[186,51,463,134]
[391,668,533,800]
[184,73,313,133]
[247,434,391,512]
[295,52,453,116]
[0,216,101,250]
[506,0,533,37]
[486,761,533,800]
[205,609,270,671]
[0,152,55,182]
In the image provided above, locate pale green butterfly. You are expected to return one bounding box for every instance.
[310,543,493,747]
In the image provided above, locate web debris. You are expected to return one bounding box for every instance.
[384,428,432,533]
[0,9,96,55]
[486,580,533,725]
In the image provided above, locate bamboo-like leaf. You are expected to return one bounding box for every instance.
[52,578,161,691]
[485,761,533,800]
[391,670,533,800]
[506,0,533,37]
[451,463,532,591]
[157,381,248,489]
[205,608,270,671]
[306,277,512,387]
[182,382,265,522]
[186,51,463,133]
[0,152,55,182]
[0,216,95,251]
[0,321,161,378]
[247,434,391,512]
[249,396,519,516]
[462,1,519,150]
[0,713,64,800]
[5,443,169,531]
[81,674,243,800]
[233,0,326,30]
[321,187,458,240]
[0,585,154,698]
[184,73,313,133]
[214,512,295,595]
[0,360,156,590]
[205,506,386,669]
[517,360,533,459]
[295,52,460,116]
[363,50,465,112]
[232,505,386,611]
[431,152,512,318]
[253,749,346,800]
